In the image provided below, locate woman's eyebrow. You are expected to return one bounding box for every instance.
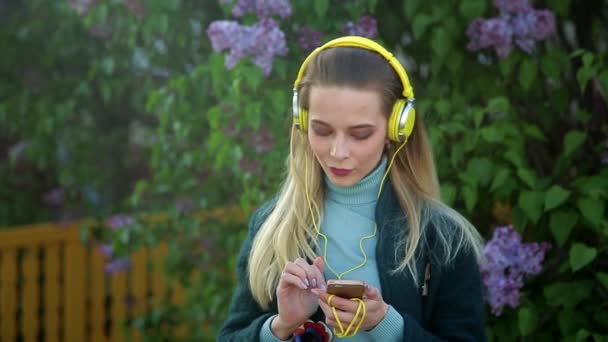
[310,119,376,129]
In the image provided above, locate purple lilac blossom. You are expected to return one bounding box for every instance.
[494,0,531,14]
[207,18,287,76]
[104,258,130,274]
[97,243,113,259]
[230,0,292,19]
[297,25,324,52]
[42,187,65,207]
[480,225,550,316]
[343,15,378,38]
[466,3,556,58]
[105,214,135,230]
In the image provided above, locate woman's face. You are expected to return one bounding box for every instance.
[307,86,388,187]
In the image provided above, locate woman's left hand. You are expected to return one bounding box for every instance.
[312,285,389,332]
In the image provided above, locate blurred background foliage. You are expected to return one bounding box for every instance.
[1,0,607,341]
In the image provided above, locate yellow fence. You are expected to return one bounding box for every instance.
[0,221,179,342]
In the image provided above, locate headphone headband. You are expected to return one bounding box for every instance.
[293,36,415,100]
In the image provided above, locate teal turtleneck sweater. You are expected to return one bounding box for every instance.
[260,156,404,341]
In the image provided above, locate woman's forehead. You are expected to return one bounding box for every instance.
[308,86,385,124]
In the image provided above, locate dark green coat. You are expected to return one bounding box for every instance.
[218,180,486,341]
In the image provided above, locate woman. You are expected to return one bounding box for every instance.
[218,36,486,341]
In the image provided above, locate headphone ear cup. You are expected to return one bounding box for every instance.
[388,99,416,143]
[299,107,309,133]
[388,100,405,142]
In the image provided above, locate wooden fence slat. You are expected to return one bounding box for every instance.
[151,243,168,305]
[1,248,17,341]
[0,225,81,247]
[110,269,128,342]
[131,248,148,342]
[44,245,61,342]
[22,247,40,342]
[64,241,86,342]
[90,248,107,342]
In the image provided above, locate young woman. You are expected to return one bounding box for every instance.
[218,36,486,341]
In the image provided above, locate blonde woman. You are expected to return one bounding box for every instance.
[218,36,486,341]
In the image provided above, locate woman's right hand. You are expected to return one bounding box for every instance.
[271,256,326,339]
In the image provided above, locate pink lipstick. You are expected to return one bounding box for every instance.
[330,168,352,177]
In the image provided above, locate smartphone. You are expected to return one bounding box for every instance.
[326,279,365,299]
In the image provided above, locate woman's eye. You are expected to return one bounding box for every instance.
[312,128,332,136]
[352,132,372,140]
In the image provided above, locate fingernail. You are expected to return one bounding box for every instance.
[321,283,327,291]
[304,279,310,287]
[300,281,308,289]
[312,278,317,288]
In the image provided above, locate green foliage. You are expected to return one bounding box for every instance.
[2,0,607,341]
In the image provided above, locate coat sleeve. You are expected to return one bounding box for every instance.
[400,246,487,342]
[217,203,277,341]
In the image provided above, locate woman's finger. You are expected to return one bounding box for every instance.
[282,262,313,288]
[279,271,308,290]
[294,258,315,288]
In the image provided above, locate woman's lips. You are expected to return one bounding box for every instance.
[329,167,352,177]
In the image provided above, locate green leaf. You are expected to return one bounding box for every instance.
[465,158,493,187]
[523,124,547,142]
[597,272,608,290]
[441,183,457,206]
[544,281,593,308]
[518,307,537,336]
[545,185,571,211]
[480,126,504,143]
[403,0,423,18]
[570,243,597,272]
[430,28,450,59]
[575,330,591,342]
[314,0,329,17]
[519,58,537,91]
[577,197,605,228]
[486,96,510,114]
[490,168,510,192]
[462,185,477,212]
[459,0,487,20]
[518,191,544,223]
[563,131,586,157]
[549,211,578,247]
[517,168,537,189]
[504,148,525,168]
[412,14,432,39]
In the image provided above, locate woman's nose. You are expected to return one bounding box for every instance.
[330,136,349,159]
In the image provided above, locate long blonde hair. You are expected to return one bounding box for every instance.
[248,47,483,309]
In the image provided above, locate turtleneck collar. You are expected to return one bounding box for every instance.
[324,155,388,205]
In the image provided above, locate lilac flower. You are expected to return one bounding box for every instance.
[97,243,114,259]
[466,3,555,59]
[481,225,550,316]
[494,0,531,15]
[207,18,287,76]
[466,17,513,58]
[530,9,556,40]
[343,15,378,38]
[42,187,65,207]
[175,197,196,215]
[104,258,130,274]
[122,0,144,18]
[230,0,292,19]
[105,214,135,230]
[244,126,275,153]
[297,25,324,52]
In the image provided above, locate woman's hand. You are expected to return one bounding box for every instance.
[272,256,326,339]
[313,284,388,333]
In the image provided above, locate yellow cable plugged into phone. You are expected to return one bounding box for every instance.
[328,295,366,338]
[304,141,408,337]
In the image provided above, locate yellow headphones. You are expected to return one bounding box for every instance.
[292,36,416,143]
